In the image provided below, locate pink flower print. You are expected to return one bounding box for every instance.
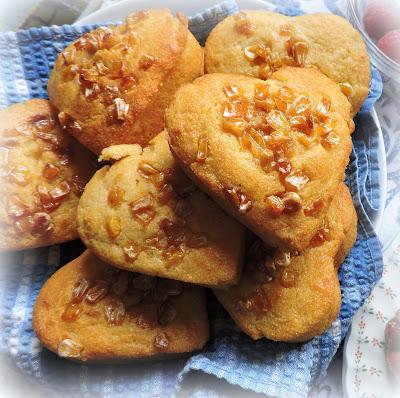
[368,366,383,377]
[371,337,379,347]
[370,366,378,376]
[385,287,396,299]
[355,349,363,361]
[359,320,366,329]
[376,311,384,321]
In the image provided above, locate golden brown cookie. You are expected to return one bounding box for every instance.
[77,131,245,287]
[32,250,209,362]
[214,183,357,342]
[0,99,96,251]
[166,68,352,251]
[205,11,370,115]
[48,10,203,155]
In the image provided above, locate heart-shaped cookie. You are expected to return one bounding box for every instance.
[77,131,245,287]
[33,250,209,362]
[166,67,353,250]
[214,183,357,342]
[0,99,97,251]
[48,10,203,154]
[205,11,370,115]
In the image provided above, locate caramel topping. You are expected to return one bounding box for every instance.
[309,222,330,247]
[234,12,255,36]
[243,35,308,79]
[236,287,269,314]
[62,49,76,65]
[244,44,270,63]
[321,132,340,149]
[30,114,56,132]
[121,75,137,90]
[113,97,129,121]
[136,311,156,329]
[265,195,285,216]
[31,212,53,235]
[196,136,208,163]
[282,192,302,214]
[304,198,324,217]
[106,216,121,239]
[157,183,175,204]
[279,25,292,36]
[223,84,242,98]
[72,278,90,303]
[284,173,309,192]
[58,112,83,134]
[95,61,109,75]
[292,41,308,66]
[130,195,156,226]
[108,185,125,207]
[61,64,79,81]
[85,280,109,303]
[258,64,272,80]
[266,110,290,130]
[315,97,331,121]
[222,118,246,136]
[79,70,97,88]
[104,298,126,325]
[139,54,156,70]
[58,339,83,358]
[62,302,82,322]
[280,269,297,288]
[247,241,275,284]
[154,332,170,349]
[97,26,118,49]
[225,187,252,213]
[285,37,308,66]
[163,244,185,266]
[74,33,98,53]
[70,175,86,196]
[84,84,100,100]
[42,163,60,180]
[339,82,353,97]
[274,250,291,267]
[123,244,139,262]
[138,162,160,179]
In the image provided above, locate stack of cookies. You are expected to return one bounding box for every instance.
[0,9,371,362]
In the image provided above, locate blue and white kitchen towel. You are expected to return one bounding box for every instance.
[0,1,384,397]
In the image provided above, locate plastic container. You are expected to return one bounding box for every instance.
[346,0,400,83]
